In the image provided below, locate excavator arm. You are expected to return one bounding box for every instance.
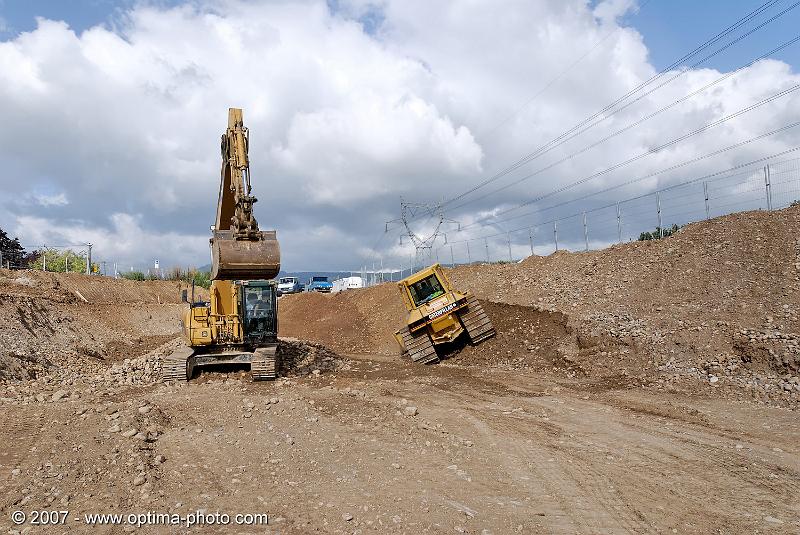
[210,108,280,280]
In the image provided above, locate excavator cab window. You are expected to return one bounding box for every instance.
[408,274,445,307]
[241,284,277,342]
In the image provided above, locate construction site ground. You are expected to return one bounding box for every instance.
[1,207,799,534]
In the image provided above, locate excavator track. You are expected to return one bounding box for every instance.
[251,344,278,381]
[398,327,439,364]
[160,347,194,383]
[460,295,496,344]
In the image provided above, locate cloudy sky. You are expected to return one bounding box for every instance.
[1,0,799,272]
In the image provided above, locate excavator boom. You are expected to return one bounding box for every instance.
[210,108,280,280]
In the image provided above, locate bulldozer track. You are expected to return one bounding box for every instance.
[251,344,278,381]
[160,347,193,383]
[398,327,439,364]
[461,296,496,344]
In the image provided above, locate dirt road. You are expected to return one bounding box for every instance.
[1,351,798,534]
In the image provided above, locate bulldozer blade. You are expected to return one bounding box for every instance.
[211,230,280,280]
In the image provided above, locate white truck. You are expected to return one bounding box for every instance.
[332,276,364,293]
[276,276,302,296]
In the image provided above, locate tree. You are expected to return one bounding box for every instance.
[0,227,28,268]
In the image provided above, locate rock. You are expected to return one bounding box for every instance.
[138,406,151,415]
[764,516,783,524]
[133,475,146,486]
[108,424,121,433]
[121,429,138,438]
[51,390,68,402]
[342,513,353,521]
[709,376,719,383]
[403,406,418,417]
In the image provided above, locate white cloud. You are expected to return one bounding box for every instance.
[33,192,68,207]
[0,0,797,270]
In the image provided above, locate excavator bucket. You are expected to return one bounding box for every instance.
[211,230,280,280]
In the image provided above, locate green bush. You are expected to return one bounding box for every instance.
[639,224,680,241]
[161,267,211,289]
[120,271,146,281]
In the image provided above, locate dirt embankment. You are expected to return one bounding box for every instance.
[280,207,800,406]
[0,270,190,381]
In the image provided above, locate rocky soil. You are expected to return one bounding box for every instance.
[0,207,799,533]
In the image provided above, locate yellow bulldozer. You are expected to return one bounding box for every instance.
[394,264,495,363]
[161,108,282,382]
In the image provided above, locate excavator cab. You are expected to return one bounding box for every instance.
[241,281,278,344]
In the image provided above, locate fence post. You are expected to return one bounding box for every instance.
[703,181,710,220]
[764,165,773,211]
[553,221,559,251]
[656,192,663,238]
[616,202,622,243]
[582,212,589,251]
[507,233,512,262]
[42,248,46,271]
[86,243,93,275]
[528,227,534,256]
[0,250,3,269]
[484,238,489,262]
[466,241,472,264]
[450,244,454,267]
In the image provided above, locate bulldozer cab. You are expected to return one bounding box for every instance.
[240,280,277,344]
[407,272,446,306]
[399,264,455,311]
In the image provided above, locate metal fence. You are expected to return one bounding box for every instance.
[433,157,800,265]
[3,158,799,280]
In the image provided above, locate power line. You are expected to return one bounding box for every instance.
[459,82,800,230]
[411,0,791,220]
[442,147,800,246]
[460,121,800,231]
[444,32,800,214]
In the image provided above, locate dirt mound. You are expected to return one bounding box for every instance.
[279,284,406,355]
[445,207,800,392]
[442,302,638,378]
[279,206,800,405]
[277,338,345,376]
[0,268,197,304]
[0,269,215,382]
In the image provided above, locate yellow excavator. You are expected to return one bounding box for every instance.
[394,264,495,364]
[161,108,281,382]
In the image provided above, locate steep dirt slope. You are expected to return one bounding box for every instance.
[0,270,190,381]
[280,207,800,406]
